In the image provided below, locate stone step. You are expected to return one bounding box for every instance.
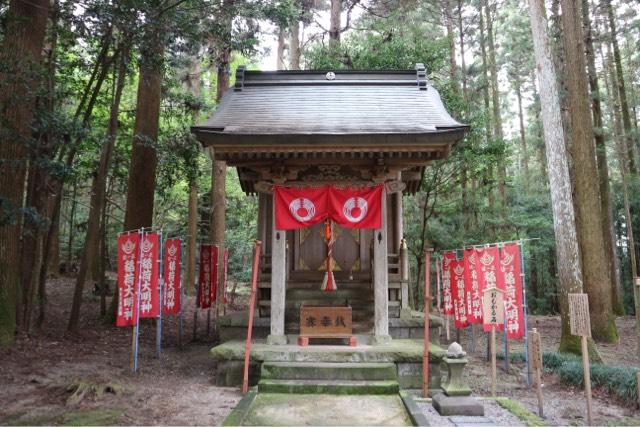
[257,379,400,395]
[261,362,398,381]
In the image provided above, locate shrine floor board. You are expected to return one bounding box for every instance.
[225,393,413,426]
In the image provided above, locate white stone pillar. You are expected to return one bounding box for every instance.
[373,189,391,343]
[268,195,287,345]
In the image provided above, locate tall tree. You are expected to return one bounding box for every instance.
[582,0,623,314]
[484,0,506,215]
[0,0,51,345]
[560,0,617,342]
[70,43,130,330]
[289,21,301,70]
[122,19,165,232]
[527,0,585,353]
[603,0,637,173]
[329,0,341,47]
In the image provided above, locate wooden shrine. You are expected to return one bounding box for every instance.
[192,65,468,345]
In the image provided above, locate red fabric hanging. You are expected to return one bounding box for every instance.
[451,257,469,329]
[274,185,383,230]
[162,238,181,315]
[500,244,525,339]
[274,185,329,230]
[198,244,213,309]
[139,233,160,318]
[117,233,140,327]
[476,246,505,332]
[210,245,219,303]
[463,249,483,324]
[223,247,229,304]
[441,251,456,315]
[328,185,383,229]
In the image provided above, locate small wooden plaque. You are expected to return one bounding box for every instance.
[300,305,352,336]
[569,293,591,337]
[482,287,505,326]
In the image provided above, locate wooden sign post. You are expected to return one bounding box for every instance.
[530,328,544,417]
[482,286,505,397]
[568,293,593,426]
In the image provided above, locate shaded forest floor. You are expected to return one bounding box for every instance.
[1,277,639,426]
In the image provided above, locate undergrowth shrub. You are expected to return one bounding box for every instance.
[542,351,639,406]
[496,351,527,363]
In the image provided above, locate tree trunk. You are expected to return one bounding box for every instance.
[123,25,164,232]
[602,39,640,354]
[527,0,584,353]
[213,34,230,317]
[515,78,529,183]
[484,0,506,215]
[184,57,201,297]
[277,28,286,70]
[603,0,636,173]
[66,184,78,269]
[443,0,458,95]
[478,5,495,213]
[582,0,623,315]
[329,0,341,48]
[456,0,468,101]
[68,45,129,332]
[289,21,301,70]
[560,0,617,342]
[0,0,51,346]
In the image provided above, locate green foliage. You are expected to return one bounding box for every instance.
[496,351,527,363]
[542,351,639,406]
[305,11,448,72]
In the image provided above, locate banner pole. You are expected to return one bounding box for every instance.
[133,228,145,373]
[243,240,262,394]
[157,230,163,358]
[179,239,184,350]
[520,241,531,386]
[504,307,509,371]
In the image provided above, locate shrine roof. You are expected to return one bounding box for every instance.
[191,65,468,153]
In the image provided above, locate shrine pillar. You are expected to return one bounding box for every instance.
[268,194,287,345]
[373,188,391,343]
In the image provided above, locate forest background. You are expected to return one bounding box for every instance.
[0,0,639,355]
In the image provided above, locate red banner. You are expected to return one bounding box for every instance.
[274,185,329,230]
[210,245,219,303]
[328,185,383,229]
[463,249,483,324]
[441,251,456,315]
[223,247,229,304]
[163,238,181,315]
[198,244,213,309]
[476,246,505,332]
[139,233,160,318]
[451,257,469,328]
[500,244,525,339]
[117,233,140,327]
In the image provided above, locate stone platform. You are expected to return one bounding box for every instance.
[210,338,446,389]
[217,309,443,343]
